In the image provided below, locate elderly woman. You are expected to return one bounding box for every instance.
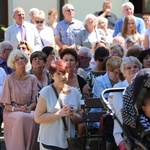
[35,10,55,48]
[34,59,82,149]
[0,50,39,150]
[97,17,114,45]
[29,51,52,92]
[109,56,142,149]
[17,40,32,71]
[109,43,125,58]
[74,14,105,51]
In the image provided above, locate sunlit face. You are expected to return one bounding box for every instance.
[127,19,135,31]
[122,5,134,17]
[143,18,150,28]
[103,3,112,11]
[49,12,58,22]
[108,68,120,85]
[53,70,69,84]
[36,17,45,30]
[98,20,107,29]
[31,56,45,69]
[30,11,38,24]
[86,17,97,28]
[143,54,150,68]
[124,62,140,82]
[13,8,25,25]
[63,5,75,21]
[78,52,90,68]
[18,44,30,57]
[13,55,26,69]
[110,48,120,57]
[62,54,78,72]
[142,99,150,118]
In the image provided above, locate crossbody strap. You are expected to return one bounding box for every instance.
[51,84,68,133]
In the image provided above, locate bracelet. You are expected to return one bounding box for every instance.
[12,106,15,112]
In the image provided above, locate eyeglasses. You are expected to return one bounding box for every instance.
[19,47,26,50]
[5,48,13,51]
[36,21,44,24]
[65,9,74,12]
[125,65,139,70]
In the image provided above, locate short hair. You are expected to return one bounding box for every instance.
[110,43,125,58]
[98,17,108,24]
[42,46,54,57]
[29,8,39,16]
[106,56,122,71]
[121,16,137,38]
[94,47,109,61]
[126,45,143,57]
[13,7,25,16]
[49,60,69,76]
[7,49,29,69]
[62,3,74,12]
[122,2,134,10]
[83,14,97,28]
[103,0,112,5]
[17,40,31,52]
[30,51,47,64]
[48,9,58,16]
[35,10,45,21]
[120,56,142,74]
[78,46,93,59]
[113,36,125,46]
[59,48,78,61]
[0,40,13,54]
[143,14,150,20]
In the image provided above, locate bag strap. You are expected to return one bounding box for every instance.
[51,84,68,133]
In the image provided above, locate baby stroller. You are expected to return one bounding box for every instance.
[101,68,150,150]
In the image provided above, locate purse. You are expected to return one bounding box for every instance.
[51,84,87,150]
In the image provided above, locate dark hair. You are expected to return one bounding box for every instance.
[49,60,69,76]
[94,47,109,61]
[30,51,47,64]
[42,46,54,57]
[126,45,143,57]
[59,48,78,61]
[142,89,150,106]
[137,49,150,64]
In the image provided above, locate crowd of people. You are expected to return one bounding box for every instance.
[0,0,150,150]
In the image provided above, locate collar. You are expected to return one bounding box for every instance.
[0,57,5,64]
[64,18,75,24]
[15,23,25,28]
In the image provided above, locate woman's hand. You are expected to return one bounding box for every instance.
[21,105,31,113]
[59,105,74,117]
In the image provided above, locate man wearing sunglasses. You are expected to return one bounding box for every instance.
[54,3,84,49]
[5,7,41,51]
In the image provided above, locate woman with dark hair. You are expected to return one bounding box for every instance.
[59,48,89,97]
[137,49,150,68]
[42,45,56,70]
[34,59,82,149]
[29,51,52,92]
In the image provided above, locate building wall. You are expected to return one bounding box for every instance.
[8,0,127,26]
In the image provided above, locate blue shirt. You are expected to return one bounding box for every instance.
[54,19,84,46]
[113,16,146,37]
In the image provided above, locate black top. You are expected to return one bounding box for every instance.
[94,11,118,30]
[77,74,87,94]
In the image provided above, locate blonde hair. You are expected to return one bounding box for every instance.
[7,50,29,69]
[35,10,45,21]
[106,56,122,71]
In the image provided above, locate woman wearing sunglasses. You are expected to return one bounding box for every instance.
[35,10,55,48]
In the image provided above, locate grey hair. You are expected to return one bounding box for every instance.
[98,17,108,24]
[78,46,93,59]
[110,43,125,57]
[29,8,39,16]
[7,49,29,69]
[62,3,74,12]
[83,14,97,28]
[120,56,142,74]
[0,40,13,54]
[13,7,25,16]
[122,2,134,10]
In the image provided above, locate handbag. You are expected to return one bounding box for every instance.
[51,84,87,150]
